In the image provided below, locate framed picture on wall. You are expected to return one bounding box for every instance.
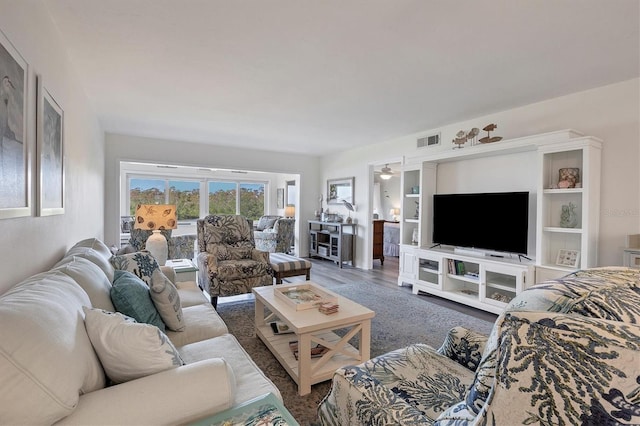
[556,249,580,268]
[37,76,65,216]
[277,188,284,209]
[0,28,30,219]
[327,177,354,205]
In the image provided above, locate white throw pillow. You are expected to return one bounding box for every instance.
[83,307,184,384]
[150,271,186,331]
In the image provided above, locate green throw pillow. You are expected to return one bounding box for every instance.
[111,270,166,331]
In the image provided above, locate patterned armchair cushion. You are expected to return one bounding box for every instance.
[436,326,488,372]
[217,259,272,280]
[213,246,254,261]
[168,234,196,260]
[255,215,280,231]
[319,343,476,425]
[437,311,640,425]
[254,218,295,253]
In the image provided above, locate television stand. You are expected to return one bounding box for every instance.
[400,247,535,315]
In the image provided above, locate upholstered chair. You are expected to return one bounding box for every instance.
[254,218,295,253]
[197,214,272,307]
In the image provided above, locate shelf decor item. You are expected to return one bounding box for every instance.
[558,167,580,188]
[478,123,502,144]
[560,202,578,228]
[556,249,580,268]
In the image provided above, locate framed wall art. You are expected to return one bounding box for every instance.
[0,28,30,219]
[37,76,64,216]
[556,249,580,268]
[277,187,284,209]
[327,177,354,205]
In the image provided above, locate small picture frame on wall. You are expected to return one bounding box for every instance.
[277,188,284,209]
[556,249,580,268]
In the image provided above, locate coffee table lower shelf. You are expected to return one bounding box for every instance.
[256,326,362,391]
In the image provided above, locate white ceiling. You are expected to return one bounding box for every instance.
[45,0,639,156]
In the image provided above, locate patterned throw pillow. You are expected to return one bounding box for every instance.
[83,307,184,384]
[110,251,185,331]
[256,217,278,231]
[110,270,165,331]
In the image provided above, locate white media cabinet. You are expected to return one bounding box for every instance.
[398,129,601,313]
[402,247,534,315]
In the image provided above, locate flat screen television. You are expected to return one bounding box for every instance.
[432,191,529,255]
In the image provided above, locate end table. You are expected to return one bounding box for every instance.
[165,259,198,282]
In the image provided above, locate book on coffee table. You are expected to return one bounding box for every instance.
[288,340,329,360]
[269,321,294,335]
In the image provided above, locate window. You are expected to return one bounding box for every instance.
[239,183,265,221]
[129,178,165,215]
[169,180,200,220]
[208,181,236,215]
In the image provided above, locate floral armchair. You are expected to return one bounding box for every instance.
[318,267,640,425]
[196,215,272,307]
[254,218,295,253]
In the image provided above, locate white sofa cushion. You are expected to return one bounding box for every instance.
[54,256,115,311]
[0,271,106,425]
[165,303,229,347]
[178,334,281,405]
[70,237,113,259]
[56,246,115,283]
[83,307,184,384]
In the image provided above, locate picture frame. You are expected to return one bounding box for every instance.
[277,187,284,209]
[36,76,64,216]
[556,249,580,268]
[0,28,30,219]
[327,177,354,205]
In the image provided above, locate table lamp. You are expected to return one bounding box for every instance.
[285,205,295,218]
[134,204,177,266]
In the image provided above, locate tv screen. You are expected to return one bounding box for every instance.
[432,191,529,255]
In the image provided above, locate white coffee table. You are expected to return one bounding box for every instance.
[253,282,375,396]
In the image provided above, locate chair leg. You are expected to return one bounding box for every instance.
[211,296,218,309]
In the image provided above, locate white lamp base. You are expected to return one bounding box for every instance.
[146,230,168,266]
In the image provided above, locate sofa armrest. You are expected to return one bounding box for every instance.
[318,365,427,425]
[56,359,235,426]
[436,326,489,372]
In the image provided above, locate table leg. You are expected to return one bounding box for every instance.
[360,319,371,361]
[298,333,312,396]
[255,297,265,328]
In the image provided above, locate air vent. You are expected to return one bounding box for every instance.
[417,133,440,148]
[231,170,248,174]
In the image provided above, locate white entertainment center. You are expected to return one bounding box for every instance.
[398,130,602,314]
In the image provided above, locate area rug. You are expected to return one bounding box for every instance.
[217,282,496,425]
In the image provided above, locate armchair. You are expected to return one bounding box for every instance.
[254,218,295,253]
[197,215,273,307]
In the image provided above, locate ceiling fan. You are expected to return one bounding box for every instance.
[379,164,394,180]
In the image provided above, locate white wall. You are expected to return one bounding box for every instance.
[0,1,104,294]
[322,78,640,269]
[104,133,319,256]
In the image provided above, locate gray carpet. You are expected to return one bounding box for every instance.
[217,282,496,425]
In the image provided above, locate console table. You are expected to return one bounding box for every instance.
[308,221,356,268]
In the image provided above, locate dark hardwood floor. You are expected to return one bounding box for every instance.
[219,255,497,323]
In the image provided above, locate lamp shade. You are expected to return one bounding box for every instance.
[133,204,177,266]
[285,205,295,218]
[134,204,177,230]
[380,164,393,180]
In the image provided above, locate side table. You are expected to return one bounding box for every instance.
[165,259,198,282]
[188,392,298,426]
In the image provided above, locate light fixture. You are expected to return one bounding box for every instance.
[380,164,393,180]
[389,208,400,221]
[285,205,295,218]
[134,204,177,266]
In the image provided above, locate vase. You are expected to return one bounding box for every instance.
[560,202,578,228]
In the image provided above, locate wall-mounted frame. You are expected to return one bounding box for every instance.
[276,187,284,209]
[0,28,30,219]
[37,76,65,216]
[327,177,354,205]
[556,249,580,268]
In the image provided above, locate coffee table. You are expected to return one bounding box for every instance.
[253,282,375,396]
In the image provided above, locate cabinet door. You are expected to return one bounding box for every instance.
[399,249,418,280]
[309,231,318,254]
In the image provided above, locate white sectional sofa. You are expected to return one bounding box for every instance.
[0,238,280,425]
